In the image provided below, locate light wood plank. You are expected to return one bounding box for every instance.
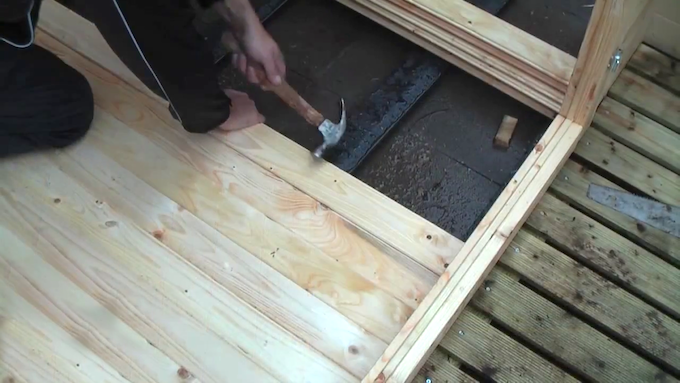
[89,108,411,342]
[0,156,356,383]
[595,97,680,174]
[473,262,675,382]
[0,270,132,383]
[0,225,198,383]
[440,308,577,383]
[502,230,680,373]
[36,29,457,286]
[336,0,563,115]
[551,160,680,265]
[561,0,653,127]
[527,193,680,318]
[52,139,388,378]
[43,23,437,311]
[221,123,466,276]
[37,0,163,103]
[405,0,575,88]
[37,31,413,342]
[575,128,680,206]
[610,70,680,134]
[629,44,680,93]
[83,90,436,309]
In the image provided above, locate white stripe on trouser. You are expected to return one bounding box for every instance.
[111,0,182,123]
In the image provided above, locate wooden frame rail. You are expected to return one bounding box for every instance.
[335,0,655,381]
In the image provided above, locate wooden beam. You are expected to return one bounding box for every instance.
[335,0,574,115]
[560,0,653,127]
[363,116,588,382]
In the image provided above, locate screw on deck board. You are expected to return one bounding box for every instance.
[458,330,465,336]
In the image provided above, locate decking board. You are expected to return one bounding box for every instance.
[472,263,670,382]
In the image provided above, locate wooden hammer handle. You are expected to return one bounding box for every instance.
[219,29,325,127]
[257,71,325,127]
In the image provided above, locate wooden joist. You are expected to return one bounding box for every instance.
[335,0,575,116]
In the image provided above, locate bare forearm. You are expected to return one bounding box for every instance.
[216,0,260,37]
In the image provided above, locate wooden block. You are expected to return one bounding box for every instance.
[493,115,518,149]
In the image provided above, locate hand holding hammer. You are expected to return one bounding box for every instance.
[219,27,346,158]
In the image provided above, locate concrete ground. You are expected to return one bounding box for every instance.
[220,0,592,240]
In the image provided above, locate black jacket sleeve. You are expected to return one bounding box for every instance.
[0,0,42,48]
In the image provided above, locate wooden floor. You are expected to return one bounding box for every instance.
[0,26,467,383]
[418,44,680,383]
[1,4,679,382]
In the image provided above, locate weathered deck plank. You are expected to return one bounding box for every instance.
[574,128,680,206]
[595,97,680,174]
[527,193,680,318]
[416,349,477,383]
[628,44,680,94]
[609,70,680,133]
[472,263,674,382]
[440,308,579,382]
[551,161,680,265]
[501,230,680,375]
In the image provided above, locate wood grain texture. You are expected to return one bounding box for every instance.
[37,0,163,103]
[628,44,680,94]
[50,141,388,378]
[44,25,437,311]
[610,70,680,134]
[335,0,565,114]
[440,308,577,383]
[574,128,680,206]
[0,275,131,383]
[37,30,417,342]
[475,260,675,382]
[0,226,197,383]
[0,156,356,383]
[415,348,476,383]
[527,193,680,319]
[502,230,680,374]
[561,0,652,127]
[595,97,680,174]
[406,0,575,87]
[221,124,464,276]
[551,161,680,265]
[35,29,461,284]
[88,107,412,342]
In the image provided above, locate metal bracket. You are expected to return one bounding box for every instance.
[608,48,623,72]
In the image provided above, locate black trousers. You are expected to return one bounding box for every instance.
[0,0,231,158]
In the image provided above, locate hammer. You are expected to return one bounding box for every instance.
[220,31,346,159]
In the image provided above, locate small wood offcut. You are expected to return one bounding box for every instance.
[1,0,678,382]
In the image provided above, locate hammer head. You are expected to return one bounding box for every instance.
[313,98,346,159]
